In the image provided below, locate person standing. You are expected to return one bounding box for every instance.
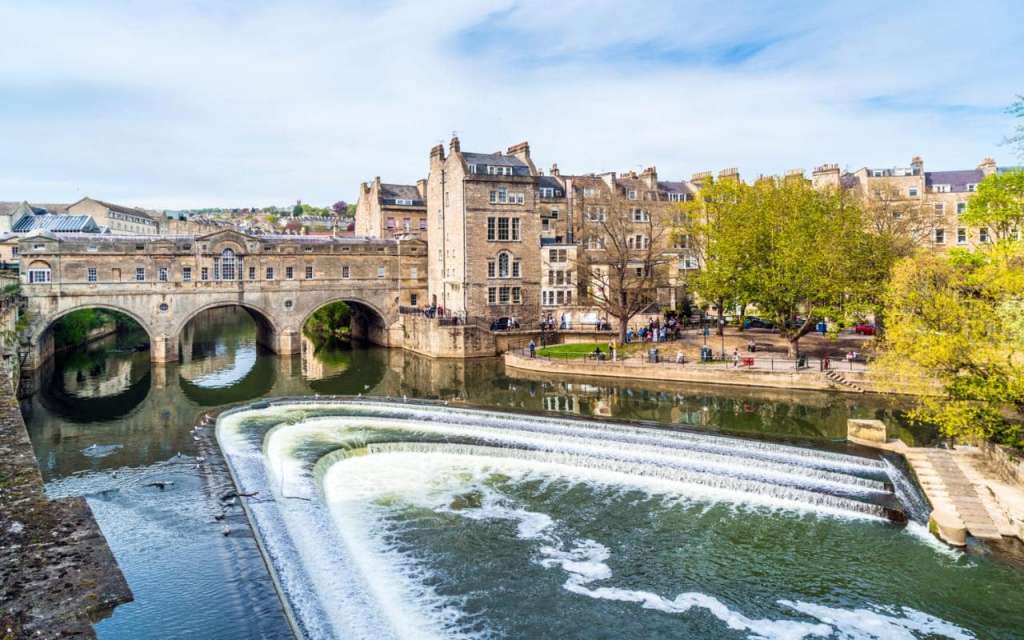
[528,339,536,358]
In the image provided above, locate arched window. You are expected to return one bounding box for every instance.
[218,248,237,281]
[27,260,51,283]
[498,252,510,278]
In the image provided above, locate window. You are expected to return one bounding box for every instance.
[87,267,97,283]
[33,244,44,250]
[136,267,146,281]
[498,253,510,277]
[549,248,567,263]
[488,287,497,304]
[586,206,606,222]
[549,209,559,219]
[286,266,294,279]
[967,183,977,192]
[933,228,945,244]
[342,265,350,278]
[410,266,418,279]
[957,228,967,244]
[631,208,649,222]
[674,234,690,249]
[499,287,510,304]
[403,218,411,231]
[201,267,209,281]
[183,267,192,282]
[410,293,418,306]
[266,267,274,280]
[249,266,256,280]
[377,266,385,278]
[386,217,396,229]
[490,188,507,204]
[304,246,313,253]
[469,164,478,174]
[933,184,951,193]
[487,165,513,176]
[957,202,966,215]
[159,267,168,282]
[586,236,605,250]
[511,218,520,240]
[305,266,313,279]
[908,187,919,197]
[512,287,522,304]
[419,218,427,230]
[583,188,598,198]
[28,268,51,283]
[980,228,990,243]
[934,203,944,214]
[627,190,638,200]
[668,193,690,202]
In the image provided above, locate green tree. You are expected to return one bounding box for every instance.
[963,169,1024,241]
[879,244,1024,447]
[292,200,303,216]
[742,178,889,357]
[303,301,352,346]
[677,177,756,335]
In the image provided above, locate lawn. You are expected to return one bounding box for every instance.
[535,343,608,358]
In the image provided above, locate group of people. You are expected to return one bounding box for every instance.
[624,317,683,344]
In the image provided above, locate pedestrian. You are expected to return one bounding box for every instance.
[732,348,740,367]
[528,339,536,358]
[676,350,684,364]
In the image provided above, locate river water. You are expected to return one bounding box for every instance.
[20,307,1024,639]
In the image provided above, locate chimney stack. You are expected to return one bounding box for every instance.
[978,157,997,176]
[550,163,560,177]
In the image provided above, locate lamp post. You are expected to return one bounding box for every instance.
[719,317,725,359]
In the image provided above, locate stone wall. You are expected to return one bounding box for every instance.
[401,314,497,358]
[0,370,132,637]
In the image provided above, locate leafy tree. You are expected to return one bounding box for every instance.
[742,178,889,357]
[292,200,303,217]
[879,244,1024,448]
[332,201,348,215]
[303,301,352,346]
[676,177,755,335]
[963,169,1024,241]
[858,178,943,257]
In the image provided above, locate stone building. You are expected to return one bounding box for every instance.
[354,177,428,238]
[66,197,161,235]
[426,138,542,322]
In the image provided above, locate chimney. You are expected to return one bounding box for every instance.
[506,141,530,163]
[550,163,560,177]
[978,157,997,176]
[911,155,924,175]
[641,165,658,189]
[811,164,841,190]
[690,171,713,188]
[599,172,616,191]
[416,179,427,199]
[449,135,460,154]
[430,143,445,162]
[718,167,740,181]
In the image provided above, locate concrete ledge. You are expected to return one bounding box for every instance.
[847,419,888,444]
[0,370,133,637]
[929,507,967,546]
[504,352,839,393]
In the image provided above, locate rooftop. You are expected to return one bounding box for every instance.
[13,215,100,233]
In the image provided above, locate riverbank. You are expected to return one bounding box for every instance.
[504,351,925,395]
[0,369,132,638]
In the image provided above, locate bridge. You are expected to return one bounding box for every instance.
[18,230,428,370]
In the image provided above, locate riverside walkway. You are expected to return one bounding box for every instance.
[0,369,132,637]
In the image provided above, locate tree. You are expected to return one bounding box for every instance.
[742,179,889,357]
[292,200,303,217]
[879,244,1024,448]
[578,191,674,343]
[963,169,1024,241]
[858,178,943,257]
[676,177,756,335]
[332,201,348,216]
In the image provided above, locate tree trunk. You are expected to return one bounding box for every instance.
[737,303,747,333]
[618,318,627,344]
[787,336,799,359]
[716,305,725,336]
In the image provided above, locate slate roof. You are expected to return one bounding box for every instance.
[76,198,156,221]
[462,152,528,168]
[537,175,564,191]
[13,215,100,233]
[379,183,424,203]
[658,181,697,195]
[925,169,984,193]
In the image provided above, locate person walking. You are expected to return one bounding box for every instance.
[732,348,740,367]
[528,339,536,358]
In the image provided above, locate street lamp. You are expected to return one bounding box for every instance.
[719,317,725,359]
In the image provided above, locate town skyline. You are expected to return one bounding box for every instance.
[2,0,1022,209]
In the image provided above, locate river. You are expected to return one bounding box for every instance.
[20,306,1023,639]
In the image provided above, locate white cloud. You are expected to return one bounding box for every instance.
[0,0,1020,209]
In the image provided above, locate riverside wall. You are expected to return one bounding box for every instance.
[0,370,132,638]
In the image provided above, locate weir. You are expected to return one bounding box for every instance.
[215,399,932,639]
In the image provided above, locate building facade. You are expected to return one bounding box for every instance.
[354,177,428,238]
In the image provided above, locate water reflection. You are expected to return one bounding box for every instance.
[20,306,931,640]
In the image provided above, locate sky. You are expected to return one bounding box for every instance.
[1,0,1022,210]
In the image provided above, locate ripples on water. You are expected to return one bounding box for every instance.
[20,307,1018,639]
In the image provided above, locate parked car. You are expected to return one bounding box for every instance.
[784,317,807,329]
[490,317,519,331]
[743,317,775,330]
[854,323,877,336]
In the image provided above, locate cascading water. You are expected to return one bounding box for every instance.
[216,400,990,639]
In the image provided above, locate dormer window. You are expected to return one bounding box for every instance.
[468,164,478,174]
[627,190,638,200]
[933,184,951,193]
[395,198,414,206]
[967,183,977,192]
[487,165,513,176]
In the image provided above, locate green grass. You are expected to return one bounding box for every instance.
[535,343,607,358]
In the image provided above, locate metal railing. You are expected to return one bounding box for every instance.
[516,346,870,372]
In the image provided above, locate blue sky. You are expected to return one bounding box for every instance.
[1,0,1021,209]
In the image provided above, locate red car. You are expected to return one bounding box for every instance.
[854,324,876,336]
